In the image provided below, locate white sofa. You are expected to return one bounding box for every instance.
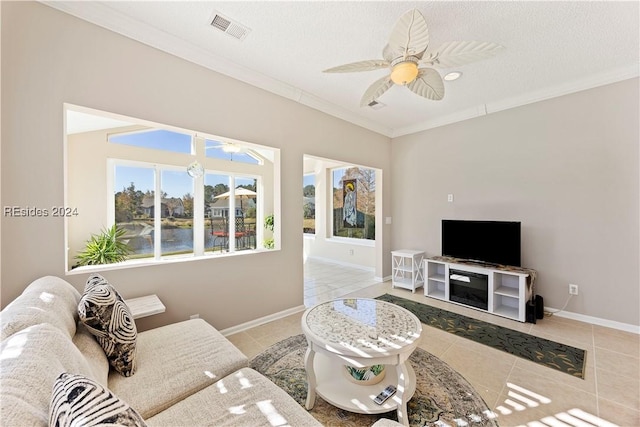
[0,276,322,426]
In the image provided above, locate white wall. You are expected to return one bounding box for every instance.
[391,78,639,327]
[0,2,392,331]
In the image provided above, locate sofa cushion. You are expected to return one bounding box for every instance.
[50,373,146,427]
[72,323,110,387]
[145,367,322,427]
[78,274,137,377]
[108,319,248,419]
[0,324,105,426]
[1,276,80,341]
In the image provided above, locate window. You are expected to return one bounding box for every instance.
[65,105,279,271]
[332,167,375,240]
[205,174,258,253]
[110,129,192,154]
[303,174,315,234]
[114,165,155,258]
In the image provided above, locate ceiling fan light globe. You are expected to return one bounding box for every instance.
[222,143,241,153]
[390,61,419,85]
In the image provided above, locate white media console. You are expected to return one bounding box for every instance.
[423,257,535,322]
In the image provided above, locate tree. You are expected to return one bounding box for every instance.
[212,183,229,198]
[165,198,182,218]
[182,193,193,216]
[238,179,257,192]
[303,185,315,197]
[115,182,144,222]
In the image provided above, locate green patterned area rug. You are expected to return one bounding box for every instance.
[376,294,586,379]
[250,334,498,427]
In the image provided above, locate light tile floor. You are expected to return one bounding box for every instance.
[303,258,379,308]
[227,259,640,427]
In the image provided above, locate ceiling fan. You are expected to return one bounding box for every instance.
[323,9,504,107]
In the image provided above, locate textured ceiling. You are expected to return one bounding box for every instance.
[45,1,639,137]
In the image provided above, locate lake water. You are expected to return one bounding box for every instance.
[126,227,254,255]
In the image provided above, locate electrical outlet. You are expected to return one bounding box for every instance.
[568,284,579,295]
[190,314,200,320]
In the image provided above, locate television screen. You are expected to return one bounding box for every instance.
[442,220,521,267]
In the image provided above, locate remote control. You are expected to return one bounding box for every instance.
[373,385,396,405]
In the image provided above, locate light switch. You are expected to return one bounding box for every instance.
[447,194,454,202]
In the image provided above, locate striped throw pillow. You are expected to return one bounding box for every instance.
[78,274,137,376]
[50,373,146,426]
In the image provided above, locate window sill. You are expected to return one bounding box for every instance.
[66,248,273,275]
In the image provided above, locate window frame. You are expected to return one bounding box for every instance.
[329,166,376,245]
[65,104,278,274]
[303,173,316,235]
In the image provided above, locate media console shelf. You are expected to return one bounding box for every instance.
[424,257,536,322]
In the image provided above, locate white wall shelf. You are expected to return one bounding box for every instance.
[124,294,165,319]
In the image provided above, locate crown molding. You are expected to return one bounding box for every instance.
[392,64,640,138]
[41,2,640,140]
[41,1,393,137]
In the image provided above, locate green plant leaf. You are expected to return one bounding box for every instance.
[75,224,131,266]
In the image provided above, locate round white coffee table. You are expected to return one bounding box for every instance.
[301,298,422,426]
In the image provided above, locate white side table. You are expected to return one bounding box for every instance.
[391,250,425,293]
[124,295,165,319]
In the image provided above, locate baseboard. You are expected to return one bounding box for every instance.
[220,304,306,337]
[545,307,640,335]
[307,256,375,272]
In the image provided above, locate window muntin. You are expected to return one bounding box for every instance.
[332,167,375,241]
[303,174,315,234]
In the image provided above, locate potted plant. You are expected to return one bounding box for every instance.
[264,214,275,249]
[75,224,131,266]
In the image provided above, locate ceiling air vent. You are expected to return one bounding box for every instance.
[210,12,251,41]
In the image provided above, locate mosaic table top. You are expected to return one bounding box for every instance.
[303,298,422,356]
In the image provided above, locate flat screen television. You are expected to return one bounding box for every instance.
[442,220,521,267]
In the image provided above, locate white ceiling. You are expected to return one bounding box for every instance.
[45,1,639,138]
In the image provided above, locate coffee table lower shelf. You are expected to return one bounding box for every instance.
[313,352,417,414]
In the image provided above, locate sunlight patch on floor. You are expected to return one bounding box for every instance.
[497,383,619,427]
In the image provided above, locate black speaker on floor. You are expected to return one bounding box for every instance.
[535,295,544,319]
[526,299,537,324]
[526,295,545,323]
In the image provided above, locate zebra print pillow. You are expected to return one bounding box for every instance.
[78,274,137,376]
[50,373,147,426]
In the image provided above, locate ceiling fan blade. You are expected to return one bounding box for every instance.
[360,75,394,107]
[323,60,389,73]
[406,68,444,100]
[422,41,504,68]
[385,9,430,60]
